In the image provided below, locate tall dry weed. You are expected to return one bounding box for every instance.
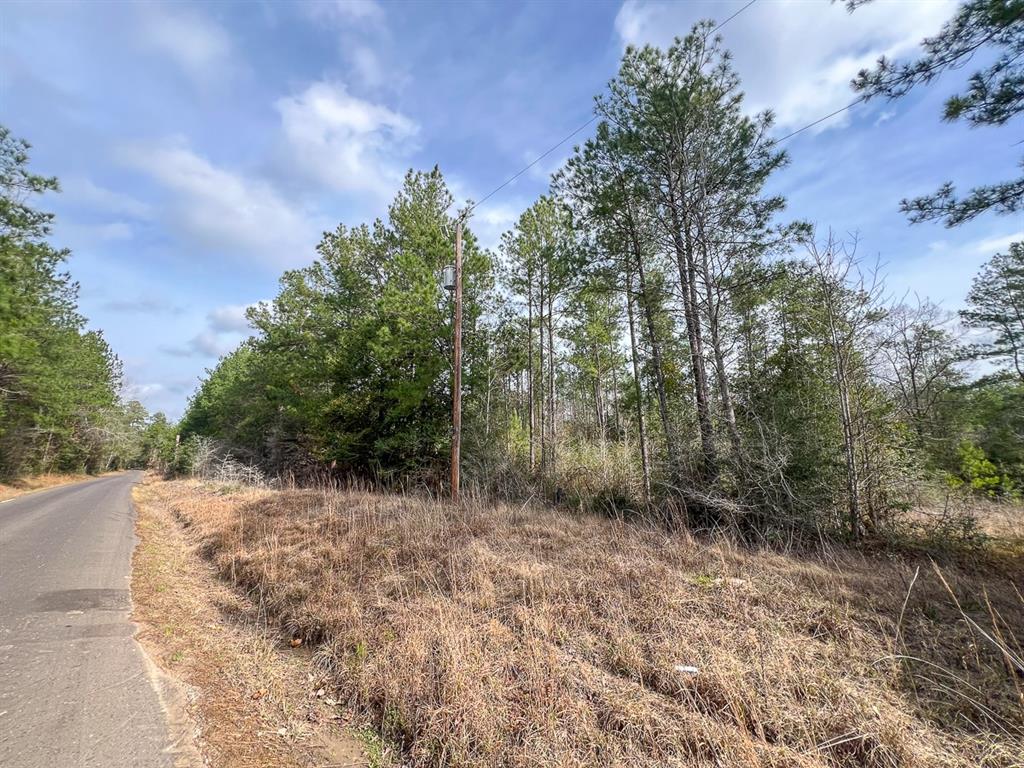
[157,480,1024,768]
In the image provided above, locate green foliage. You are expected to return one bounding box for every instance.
[954,378,1024,492]
[956,441,1013,497]
[172,28,1024,544]
[960,242,1024,381]
[0,125,146,479]
[181,168,493,483]
[139,412,180,474]
[852,0,1024,226]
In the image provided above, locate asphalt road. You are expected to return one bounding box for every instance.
[0,472,178,767]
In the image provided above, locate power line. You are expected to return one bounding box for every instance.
[469,89,867,220]
[712,0,758,34]
[465,0,871,219]
[466,0,759,218]
[465,114,599,216]
[774,96,867,144]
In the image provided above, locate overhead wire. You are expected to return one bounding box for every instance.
[465,0,865,218]
[711,0,758,34]
[465,115,599,216]
[465,0,760,219]
[774,97,867,143]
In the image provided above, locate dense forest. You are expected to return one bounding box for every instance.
[176,18,1024,541]
[2,6,1021,543]
[0,127,177,480]
[2,5,1022,768]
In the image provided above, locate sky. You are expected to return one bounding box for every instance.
[1,0,1020,419]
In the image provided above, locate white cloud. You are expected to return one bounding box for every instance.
[121,377,196,417]
[874,110,896,127]
[93,221,134,241]
[614,0,955,132]
[119,139,320,268]
[62,177,153,219]
[275,80,418,199]
[102,297,183,315]
[159,301,263,359]
[189,330,237,358]
[971,231,1023,256]
[160,327,237,360]
[521,149,567,184]
[123,381,167,399]
[302,0,409,93]
[55,219,135,246]
[413,171,517,255]
[306,0,385,26]
[442,174,522,251]
[208,303,256,333]
[471,201,521,253]
[137,3,234,85]
[349,45,386,88]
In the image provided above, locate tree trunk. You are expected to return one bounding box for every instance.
[819,270,862,539]
[594,353,606,454]
[667,188,717,479]
[698,238,742,457]
[609,341,621,438]
[626,268,651,502]
[538,262,546,471]
[631,230,679,484]
[835,351,861,539]
[548,284,556,468]
[527,269,535,472]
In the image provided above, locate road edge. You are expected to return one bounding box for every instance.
[130,475,369,768]
[127,472,205,768]
[0,471,124,504]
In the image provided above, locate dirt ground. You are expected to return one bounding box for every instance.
[131,475,372,768]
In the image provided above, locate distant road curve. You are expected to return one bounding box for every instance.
[0,472,180,767]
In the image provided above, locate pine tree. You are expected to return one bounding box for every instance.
[851,0,1024,225]
[961,242,1024,381]
[0,125,131,478]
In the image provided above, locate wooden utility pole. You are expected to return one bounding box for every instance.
[451,219,463,504]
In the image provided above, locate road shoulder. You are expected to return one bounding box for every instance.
[0,472,104,502]
[131,476,367,768]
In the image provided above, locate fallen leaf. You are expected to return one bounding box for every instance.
[289,638,303,648]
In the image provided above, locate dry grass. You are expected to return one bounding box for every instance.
[973,500,1024,542]
[132,477,369,768]
[148,478,1024,768]
[0,472,95,501]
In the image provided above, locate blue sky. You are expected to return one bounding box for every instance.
[1,0,1020,419]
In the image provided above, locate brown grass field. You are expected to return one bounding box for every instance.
[0,472,94,501]
[140,477,1024,768]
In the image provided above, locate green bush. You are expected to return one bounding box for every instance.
[956,441,1012,498]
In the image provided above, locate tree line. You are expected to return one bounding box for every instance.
[180,16,1023,539]
[0,126,177,480]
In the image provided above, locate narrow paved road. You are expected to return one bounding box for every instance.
[0,472,176,767]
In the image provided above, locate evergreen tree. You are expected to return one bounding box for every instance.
[960,242,1024,381]
[0,125,134,478]
[183,168,493,483]
[851,0,1024,225]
